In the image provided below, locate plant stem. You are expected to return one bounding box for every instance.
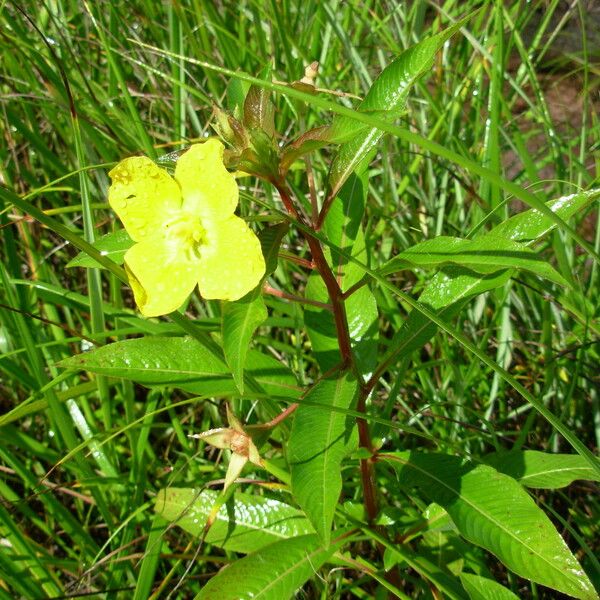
[274,179,379,524]
[259,402,299,429]
[263,283,332,310]
[275,180,353,365]
[278,252,315,269]
[356,385,378,523]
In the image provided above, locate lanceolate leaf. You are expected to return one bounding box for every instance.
[155,488,314,553]
[385,543,468,600]
[222,295,267,393]
[59,336,300,400]
[258,222,289,276]
[279,15,472,177]
[460,573,520,600]
[483,450,600,489]
[379,236,568,288]
[182,350,301,400]
[378,267,511,369]
[243,73,275,136]
[222,222,288,393]
[381,190,599,369]
[195,532,349,600]
[491,189,600,242]
[59,336,227,385]
[288,374,358,544]
[327,17,469,197]
[384,452,596,599]
[280,125,331,172]
[66,228,133,268]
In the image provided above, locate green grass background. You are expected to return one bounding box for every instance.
[0,1,598,598]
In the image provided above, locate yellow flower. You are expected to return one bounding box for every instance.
[108,139,266,317]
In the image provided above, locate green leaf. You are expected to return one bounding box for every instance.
[483,450,600,489]
[384,452,596,599]
[155,488,314,553]
[222,296,268,393]
[385,543,469,600]
[382,189,599,367]
[195,531,349,600]
[305,175,378,375]
[59,336,229,386]
[280,125,332,173]
[327,17,469,196]
[222,222,287,393]
[183,350,301,400]
[460,573,520,600]
[66,228,133,268]
[378,267,511,371]
[226,77,250,116]
[417,504,493,580]
[243,351,301,399]
[243,71,275,136]
[59,336,300,399]
[288,374,358,544]
[419,522,471,576]
[491,189,600,242]
[380,236,568,287]
[258,221,289,276]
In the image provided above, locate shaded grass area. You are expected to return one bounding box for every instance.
[0,1,598,598]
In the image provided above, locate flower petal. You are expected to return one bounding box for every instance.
[195,428,233,449]
[109,157,181,242]
[175,139,238,220]
[247,439,263,467]
[124,237,201,316]
[198,215,265,301]
[223,453,247,491]
[226,404,244,433]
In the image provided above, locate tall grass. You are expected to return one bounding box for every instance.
[1,0,598,597]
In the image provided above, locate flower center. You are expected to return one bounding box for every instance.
[164,213,207,258]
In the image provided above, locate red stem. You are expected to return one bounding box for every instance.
[274,179,378,523]
[263,283,332,310]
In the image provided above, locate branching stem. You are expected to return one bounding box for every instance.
[274,178,379,524]
[263,283,332,310]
